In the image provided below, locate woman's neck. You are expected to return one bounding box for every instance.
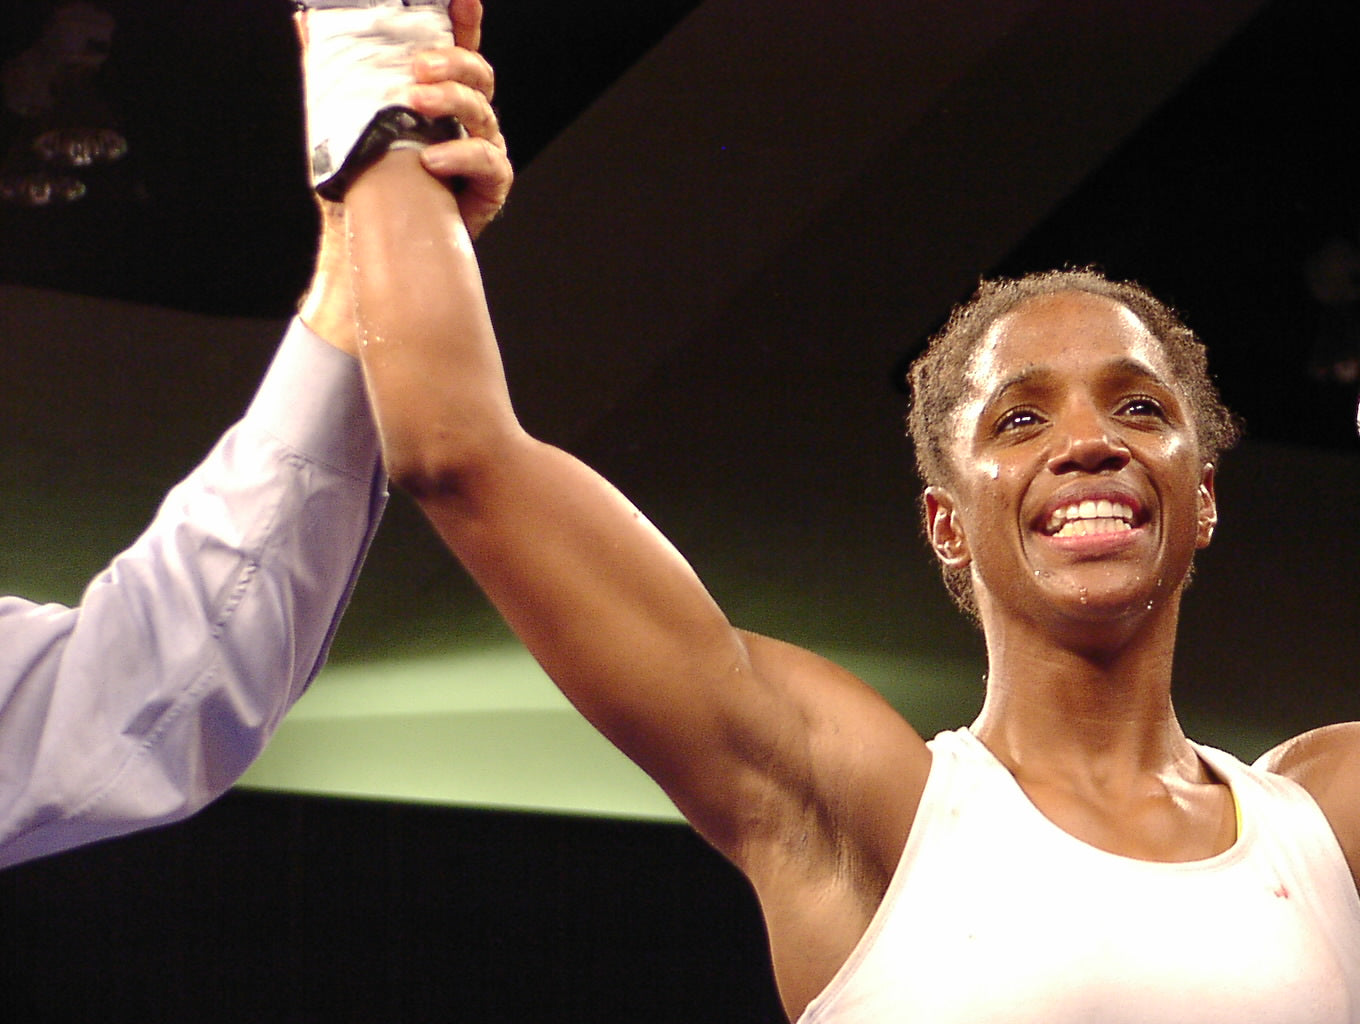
[971,601,1195,778]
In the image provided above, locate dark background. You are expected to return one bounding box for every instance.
[3,0,1357,449]
[2,0,1358,1020]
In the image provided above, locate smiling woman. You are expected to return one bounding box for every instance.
[920,285,1220,630]
[309,4,1360,1020]
[907,270,1241,628]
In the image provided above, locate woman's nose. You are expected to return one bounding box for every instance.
[1046,407,1131,475]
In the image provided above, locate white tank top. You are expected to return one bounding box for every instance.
[799,728,1360,1023]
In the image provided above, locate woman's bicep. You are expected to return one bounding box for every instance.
[412,436,818,846]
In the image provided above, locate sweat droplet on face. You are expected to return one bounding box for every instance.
[987,463,1000,480]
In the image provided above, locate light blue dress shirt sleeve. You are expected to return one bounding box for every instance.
[0,319,387,868]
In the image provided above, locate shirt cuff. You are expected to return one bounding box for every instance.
[245,318,381,481]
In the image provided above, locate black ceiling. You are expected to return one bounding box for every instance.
[0,0,703,314]
[990,0,1360,451]
[3,0,1358,451]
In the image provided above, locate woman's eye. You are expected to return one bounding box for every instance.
[1119,396,1167,419]
[996,408,1042,433]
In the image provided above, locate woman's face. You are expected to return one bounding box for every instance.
[925,290,1217,634]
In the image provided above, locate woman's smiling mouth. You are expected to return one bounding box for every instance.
[1043,499,1136,538]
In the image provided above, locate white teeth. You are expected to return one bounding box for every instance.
[1046,501,1135,536]
[1053,518,1132,538]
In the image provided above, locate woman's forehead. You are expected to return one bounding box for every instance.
[966,291,1171,393]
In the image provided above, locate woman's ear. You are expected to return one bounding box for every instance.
[925,486,970,568]
[1196,463,1218,549]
